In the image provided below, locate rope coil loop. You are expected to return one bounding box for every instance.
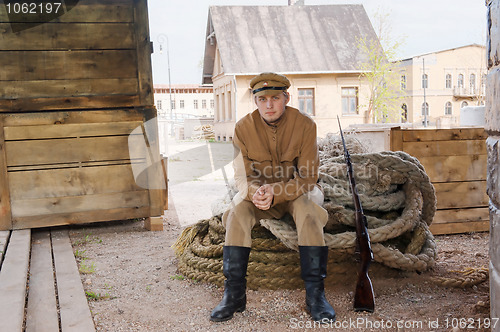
[173,136,445,289]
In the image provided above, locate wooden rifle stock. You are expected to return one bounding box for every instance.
[337,116,375,313]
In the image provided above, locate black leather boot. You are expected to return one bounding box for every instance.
[210,246,251,322]
[299,246,336,322]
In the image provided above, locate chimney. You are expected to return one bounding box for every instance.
[288,0,304,5]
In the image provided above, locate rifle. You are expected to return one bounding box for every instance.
[337,116,375,313]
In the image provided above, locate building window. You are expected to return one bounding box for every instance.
[180,100,185,109]
[458,74,464,88]
[194,100,199,109]
[470,73,476,94]
[156,100,162,110]
[341,87,358,115]
[202,99,207,109]
[400,75,406,90]
[401,104,408,123]
[422,74,428,89]
[421,102,429,125]
[171,100,175,110]
[298,88,315,115]
[445,74,452,89]
[210,99,214,109]
[461,101,468,108]
[445,102,452,115]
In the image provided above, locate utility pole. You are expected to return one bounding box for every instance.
[423,58,428,127]
[158,34,174,135]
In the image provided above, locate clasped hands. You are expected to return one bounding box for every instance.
[252,184,274,210]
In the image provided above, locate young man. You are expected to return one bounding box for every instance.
[210,72,335,322]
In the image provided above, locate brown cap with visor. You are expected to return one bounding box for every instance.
[250,72,291,97]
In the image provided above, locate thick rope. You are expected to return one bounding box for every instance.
[172,136,479,289]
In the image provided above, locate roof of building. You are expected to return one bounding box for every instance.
[399,44,486,63]
[202,5,381,84]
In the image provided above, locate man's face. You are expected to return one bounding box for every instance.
[255,92,289,124]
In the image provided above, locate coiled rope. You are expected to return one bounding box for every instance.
[172,135,484,289]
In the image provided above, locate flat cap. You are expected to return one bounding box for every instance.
[250,72,291,97]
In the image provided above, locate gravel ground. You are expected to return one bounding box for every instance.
[67,141,492,332]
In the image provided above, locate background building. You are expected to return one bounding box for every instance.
[202,4,383,140]
[154,84,214,121]
[398,44,487,126]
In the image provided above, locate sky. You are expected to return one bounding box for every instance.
[147,0,487,85]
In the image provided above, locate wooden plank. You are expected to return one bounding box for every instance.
[4,121,143,140]
[418,155,487,183]
[402,128,487,142]
[11,190,150,217]
[144,216,163,231]
[0,95,141,112]
[433,207,490,224]
[0,23,134,50]
[434,181,489,209]
[13,206,150,229]
[134,0,154,106]
[8,164,143,200]
[0,116,12,230]
[0,231,9,266]
[430,220,489,235]
[390,127,403,151]
[0,229,31,331]
[51,229,96,332]
[0,50,137,81]
[0,78,139,100]
[7,160,134,172]
[2,109,144,127]
[26,231,59,332]
[402,139,486,158]
[0,1,134,23]
[5,135,145,167]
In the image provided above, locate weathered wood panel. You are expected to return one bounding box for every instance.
[11,191,150,217]
[0,1,134,24]
[0,95,143,112]
[417,155,487,183]
[26,231,59,332]
[0,23,135,50]
[5,136,142,167]
[52,229,96,332]
[0,78,139,99]
[0,50,137,81]
[401,128,487,142]
[0,117,12,230]
[0,229,31,331]
[4,121,142,140]
[391,127,488,235]
[434,181,489,209]
[13,206,150,229]
[402,140,486,157]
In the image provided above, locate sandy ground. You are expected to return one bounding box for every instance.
[68,140,492,332]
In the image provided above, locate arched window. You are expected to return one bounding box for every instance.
[461,101,469,108]
[421,102,429,125]
[445,74,452,89]
[470,73,476,94]
[422,74,428,89]
[445,102,452,115]
[458,74,464,88]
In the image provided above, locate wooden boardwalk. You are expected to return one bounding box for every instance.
[0,229,95,332]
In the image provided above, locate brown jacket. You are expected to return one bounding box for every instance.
[233,106,320,207]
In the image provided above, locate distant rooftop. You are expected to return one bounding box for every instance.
[202,5,381,84]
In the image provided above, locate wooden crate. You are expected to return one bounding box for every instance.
[0,0,165,230]
[391,127,488,235]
